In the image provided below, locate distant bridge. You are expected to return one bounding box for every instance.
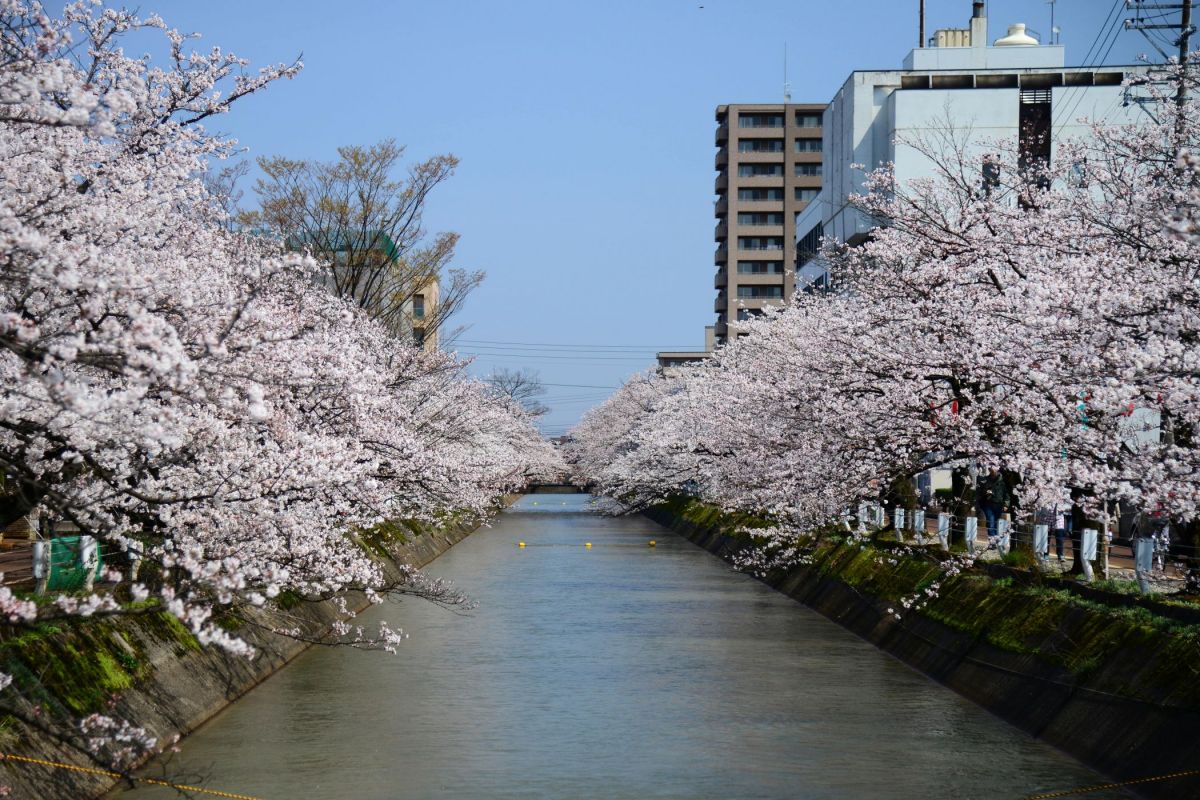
[525,483,592,495]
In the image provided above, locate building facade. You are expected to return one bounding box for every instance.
[290,230,440,351]
[713,102,826,344]
[795,2,1147,289]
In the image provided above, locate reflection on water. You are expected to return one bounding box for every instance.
[117,494,1122,800]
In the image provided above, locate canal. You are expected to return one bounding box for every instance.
[117,495,1124,799]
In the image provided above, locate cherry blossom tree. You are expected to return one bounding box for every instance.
[0,0,563,783]
[570,56,1200,586]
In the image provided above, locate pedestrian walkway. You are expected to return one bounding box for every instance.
[884,514,1188,593]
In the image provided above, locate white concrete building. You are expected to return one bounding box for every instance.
[795,1,1148,289]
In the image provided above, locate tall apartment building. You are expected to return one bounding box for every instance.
[713,103,826,344]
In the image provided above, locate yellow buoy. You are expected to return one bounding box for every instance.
[584,542,592,548]
[518,541,526,548]
[648,540,657,547]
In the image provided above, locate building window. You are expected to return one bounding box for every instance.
[738,187,784,201]
[738,212,784,226]
[738,139,784,153]
[738,236,784,251]
[981,155,1001,196]
[1019,88,1052,193]
[739,113,785,128]
[737,308,767,321]
[795,112,823,127]
[795,163,822,177]
[737,285,784,298]
[795,188,819,202]
[413,293,425,319]
[797,222,823,267]
[794,138,823,153]
[738,163,784,177]
[737,261,784,274]
[1069,158,1088,188]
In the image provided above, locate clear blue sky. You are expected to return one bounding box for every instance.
[80,1,1149,435]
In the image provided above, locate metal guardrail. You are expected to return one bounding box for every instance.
[1,536,129,592]
[849,504,1194,588]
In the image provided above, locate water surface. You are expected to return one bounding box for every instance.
[118,495,1123,799]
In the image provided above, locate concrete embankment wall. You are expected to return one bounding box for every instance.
[1,497,518,800]
[643,501,1200,800]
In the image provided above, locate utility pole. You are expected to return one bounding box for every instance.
[1126,1,1195,66]
[1178,0,1193,107]
[1125,1,1196,114]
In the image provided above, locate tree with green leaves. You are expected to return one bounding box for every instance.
[246,139,483,342]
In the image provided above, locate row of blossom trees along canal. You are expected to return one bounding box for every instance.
[0,0,563,777]
[569,58,1200,587]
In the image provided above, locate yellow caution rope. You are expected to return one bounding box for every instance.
[1025,768,1200,799]
[0,752,262,800]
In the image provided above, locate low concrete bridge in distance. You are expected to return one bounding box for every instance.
[525,483,592,495]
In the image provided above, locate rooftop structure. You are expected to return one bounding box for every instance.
[795,1,1147,289]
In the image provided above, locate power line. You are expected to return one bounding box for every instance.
[540,394,616,401]
[460,345,667,352]
[461,344,663,355]
[461,352,653,362]
[1054,1,1125,137]
[1120,0,1194,112]
[537,382,619,389]
[450,338,698,350]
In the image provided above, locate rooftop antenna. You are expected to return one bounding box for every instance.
[1046,0,1057,44]
[783,42,791,102]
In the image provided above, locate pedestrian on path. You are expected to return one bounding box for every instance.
[977,468,1009,543]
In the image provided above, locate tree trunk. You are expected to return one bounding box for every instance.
[951,467,975,548]
[1182,518,1200,594]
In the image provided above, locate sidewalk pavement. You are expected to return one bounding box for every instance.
[889,521,1187,593]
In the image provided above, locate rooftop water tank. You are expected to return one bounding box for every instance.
[994,23,1038,46]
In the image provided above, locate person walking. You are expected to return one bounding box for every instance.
[1035,503,1058,562]
[1053,512,1068,562]
[977,468,1009,544]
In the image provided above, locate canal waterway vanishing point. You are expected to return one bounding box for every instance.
[116,495,1124,800]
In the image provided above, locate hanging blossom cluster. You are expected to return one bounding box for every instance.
[0,0,565,772]
[568,58,1200,579]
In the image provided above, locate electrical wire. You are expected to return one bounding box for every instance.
[1054,1,1128,138]
[463,354,653,363]
[448,338,699,351]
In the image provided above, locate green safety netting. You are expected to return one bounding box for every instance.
[46,536,103,591]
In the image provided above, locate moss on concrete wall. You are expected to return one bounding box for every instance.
[0,495,519,799]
